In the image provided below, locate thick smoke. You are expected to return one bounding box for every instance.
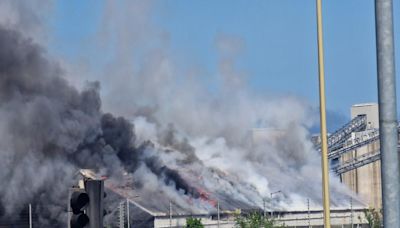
[83,0,357,210]
[0,1,362,226]
[0,0,52,44]
[0,25,183,225]
[0,24,243,225]
[0,26,96,223]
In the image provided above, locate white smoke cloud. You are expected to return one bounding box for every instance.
[66,0,357,210]
[0,1,362,226]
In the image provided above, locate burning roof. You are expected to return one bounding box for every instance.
[0,4,367,226]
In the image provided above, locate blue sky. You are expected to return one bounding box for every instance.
[48,0,400,129]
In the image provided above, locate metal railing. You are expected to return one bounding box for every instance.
[333,151,381,175]
[328,129,379,160]
[316,115,367,152]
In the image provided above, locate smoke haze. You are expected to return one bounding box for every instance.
[0,1,359,226]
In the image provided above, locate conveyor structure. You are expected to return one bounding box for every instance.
[316,115,367,152]
[333,151,381,175]
[328,129,379,160]
[316,114,399,175]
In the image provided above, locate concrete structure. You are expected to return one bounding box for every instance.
[351,103,379,129]
[327,103,383,208]
[340,134,382,208]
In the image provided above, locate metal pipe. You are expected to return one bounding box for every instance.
[127,198,130,228]
[350,197,353,227]
[375,0,400,227]
[169,201,172,228]
[270,194,273,219]
[263,199,266,218]
[67,188,73,228]
[85,180,104,228]
[307,199,310,228]
[119,201,124,228]
[316,0,331,227]
[217,201,220,228]
[29,204,32,228]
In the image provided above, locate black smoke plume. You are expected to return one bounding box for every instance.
[0,24,194,226]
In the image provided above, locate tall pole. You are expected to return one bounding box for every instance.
[85,180,104,228]
[67,188,72,228]
[127,199,130,228]
[307,199,310,228]
[316,0,331,227]
[375,0,400,227]
[169,201,172,228]
[29,204,32,228]
[217,201,220,228]
[263,199,266,218]
[350,197,353,227]
[119,201,125,228]
[270,193,273,218]
[269,191,281,220]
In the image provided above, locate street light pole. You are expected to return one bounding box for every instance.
[127,198,130,228]
[29,204,32,228]
[217,201,220,228]
[270,191,281,219]
[375,0,400,227]
[350,197,353,227]
[263,198,266,218]
[315,0,331,227]
[307,199,310,228]
[169,201,172,228]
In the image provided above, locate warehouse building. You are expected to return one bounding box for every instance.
[84,170,369,228]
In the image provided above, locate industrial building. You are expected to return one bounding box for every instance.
[104,183,371,228]
[110,107,384,228]
[320,103,386,209]
[99,107,385,228]
[1,110,384,228]
[2,104,386,228]
[76,170,369,228]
